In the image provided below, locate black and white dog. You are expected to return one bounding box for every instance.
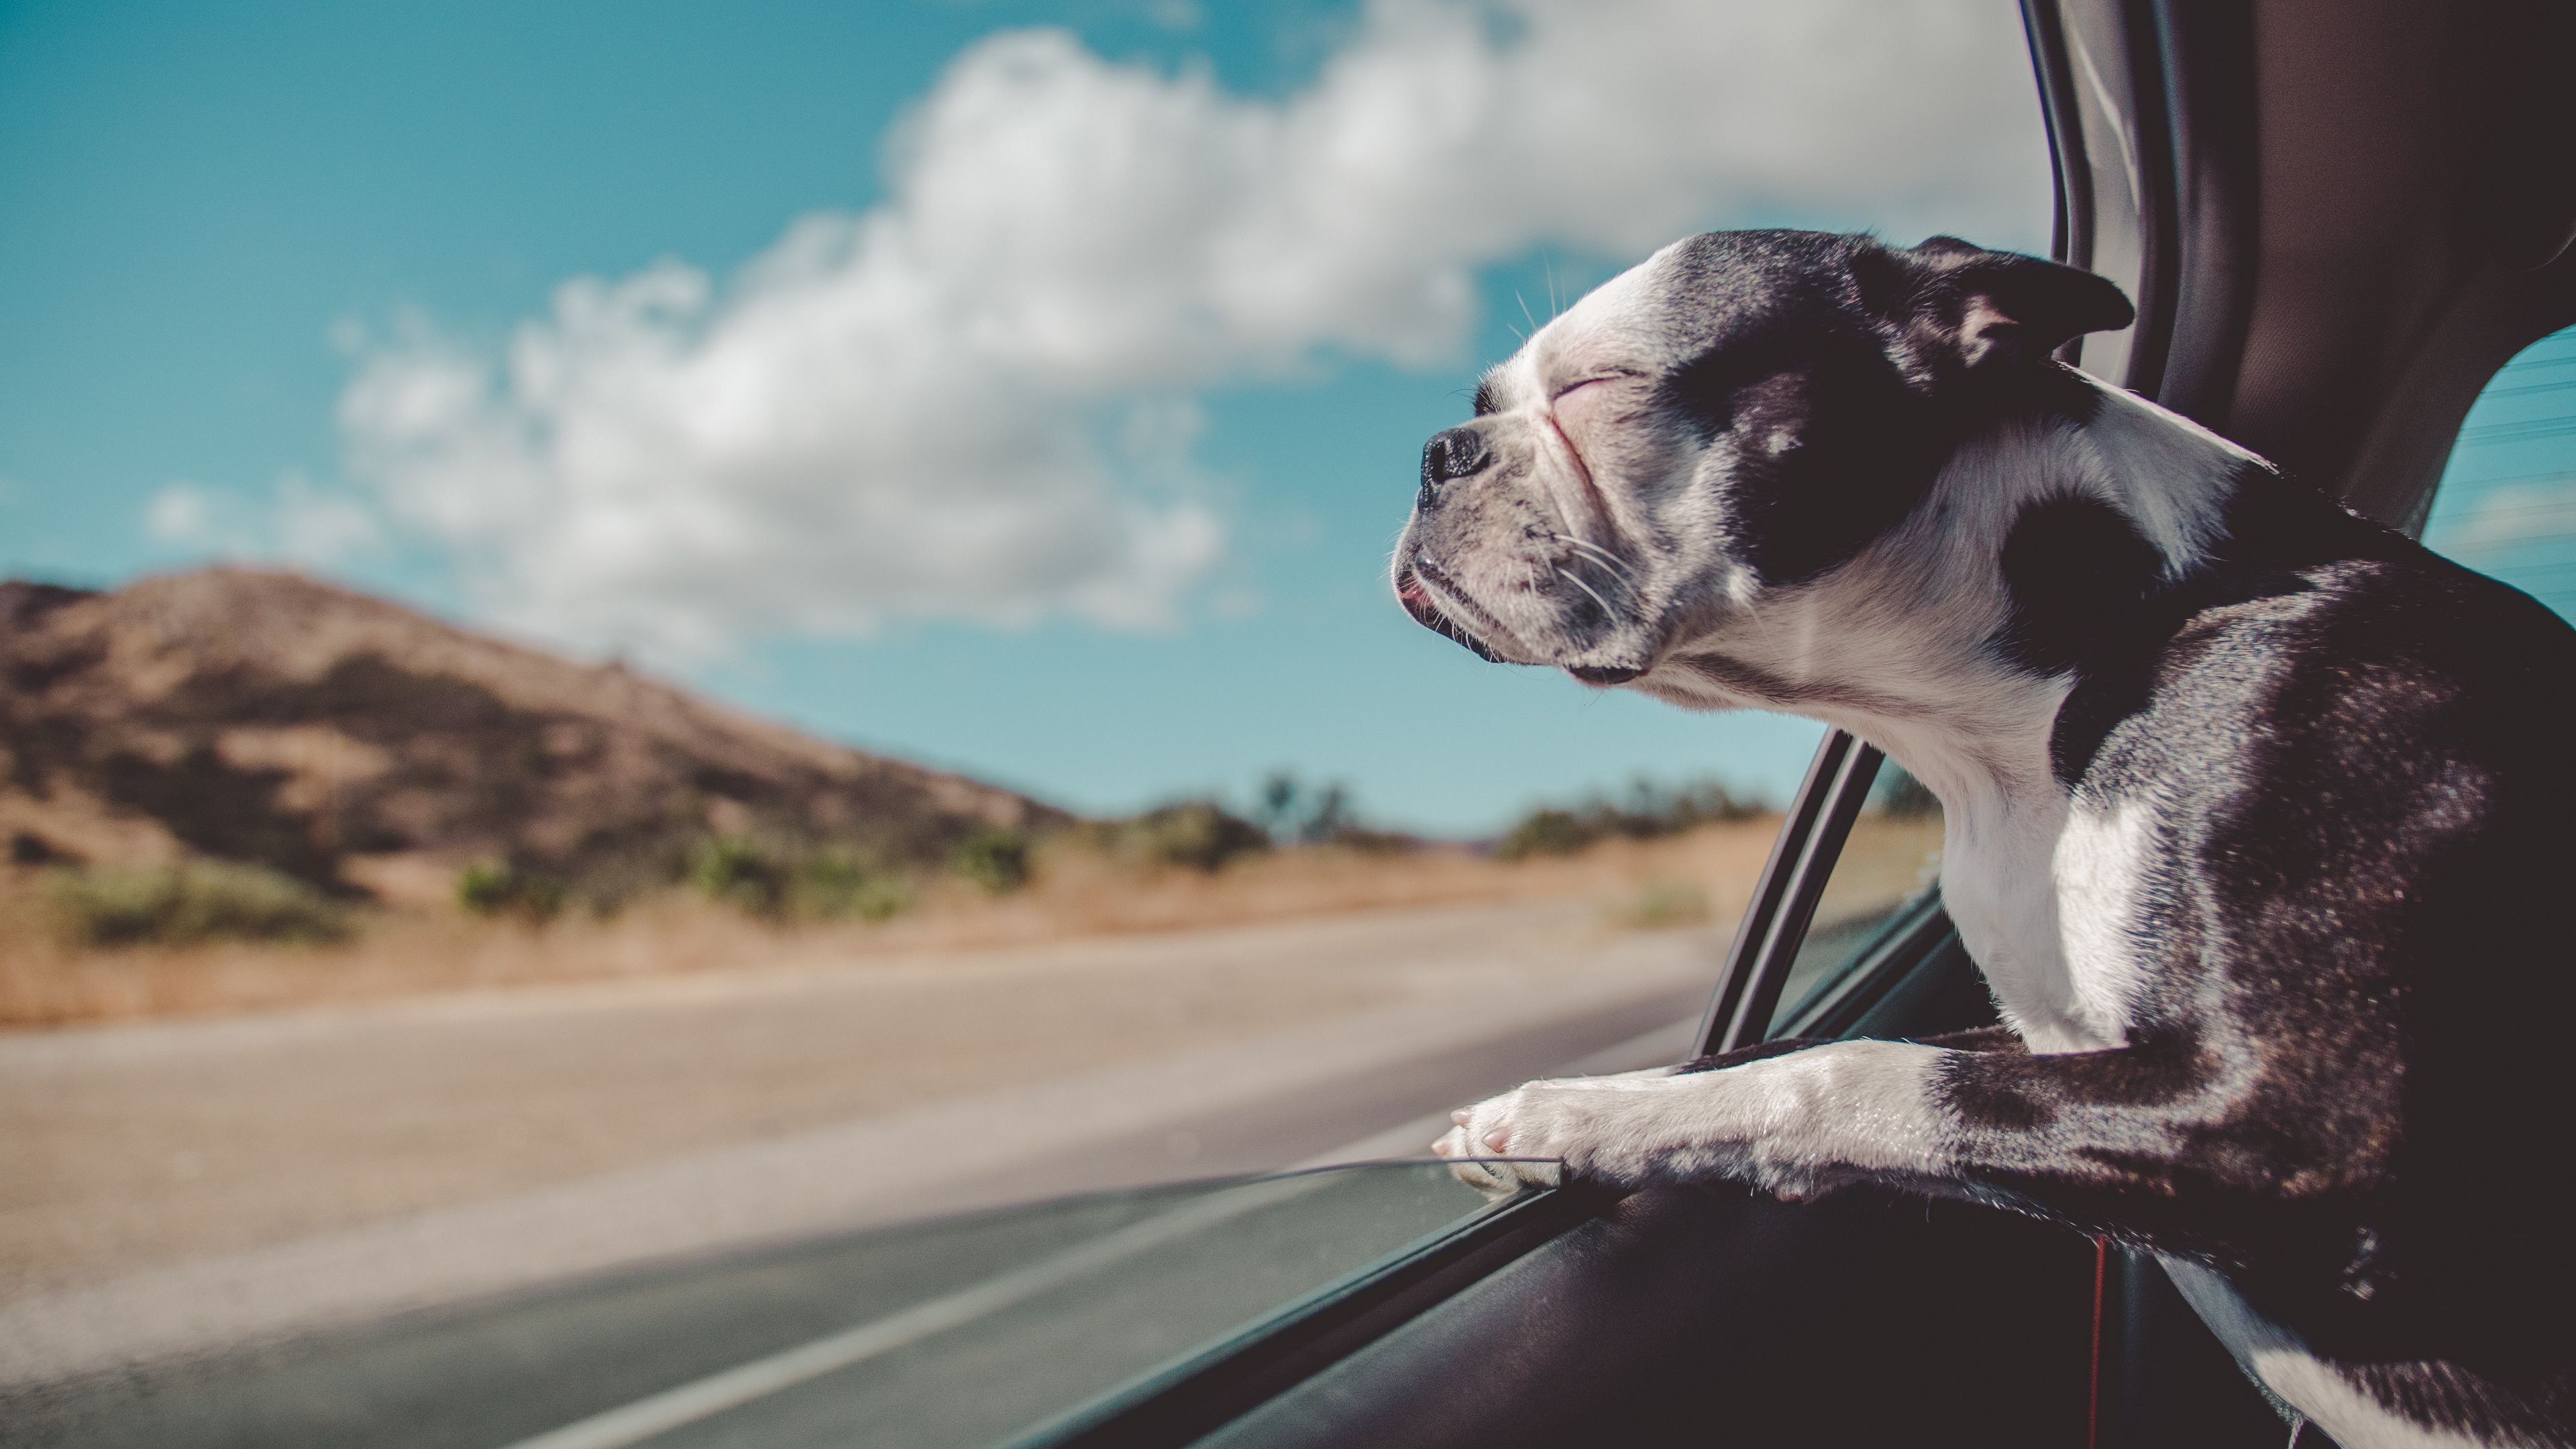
[1405,231,2576,1448]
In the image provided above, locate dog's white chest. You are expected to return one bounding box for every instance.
[1938,796,2153,1054]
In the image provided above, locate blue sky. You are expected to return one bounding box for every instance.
[5,1,2559,835]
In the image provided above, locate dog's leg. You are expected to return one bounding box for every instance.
[1436,1037,1956,1195]
[1436,1028,2283,1218]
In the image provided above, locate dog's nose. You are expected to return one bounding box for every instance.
[1417,427,1489,508]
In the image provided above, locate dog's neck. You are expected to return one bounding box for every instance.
[1645,374,2261,1050]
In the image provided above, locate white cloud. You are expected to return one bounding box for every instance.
[275,471,386,563]
[2434,477,2576,558]
[148,474,383,565]
[146,481,253,553]
[337,0,2048,659]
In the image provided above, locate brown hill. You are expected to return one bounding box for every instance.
[0,568,1067,905]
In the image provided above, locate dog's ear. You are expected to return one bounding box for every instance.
[1857,237,2133,369]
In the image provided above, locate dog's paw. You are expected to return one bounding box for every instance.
[1428,1118,1560,1197]
[1428,1122,1538,1198]
[1430,1065,1786,1195]
[1430,1079,1611,1196]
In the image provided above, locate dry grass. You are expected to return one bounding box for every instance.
[0,818,1786,1028]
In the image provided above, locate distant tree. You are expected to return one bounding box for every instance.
[1299,782,1354,844]
[1251,769,1371,847]
[1495,776,1764,859]
[1256,770,1302,841]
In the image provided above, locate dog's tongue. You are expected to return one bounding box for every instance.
[1566,664,1642,686]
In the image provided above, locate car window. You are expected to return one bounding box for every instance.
[2421,325,2576,621]
[16,1162,1513,1449]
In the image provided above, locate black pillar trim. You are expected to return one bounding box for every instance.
[1693,729,1886,1058]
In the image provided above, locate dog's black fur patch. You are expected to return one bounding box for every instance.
[1994,492,2167,678]
[1952,487,2576,1431]
[1650,231,2125,590]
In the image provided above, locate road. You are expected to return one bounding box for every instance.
[2,900,1720,1448]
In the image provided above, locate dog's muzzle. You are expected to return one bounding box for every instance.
[1395,558,1507,663]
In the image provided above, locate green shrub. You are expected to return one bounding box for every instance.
[1113,800,1269,873]
[48,863,350,948]
[1496,778,1765,861]
[790,849,911,922]
[844,874,912,922]
[677,839,913,923]
[688,835,792,916]
[1498,808,1591,861]
[953,827,1032,894]
[456,860,567,921]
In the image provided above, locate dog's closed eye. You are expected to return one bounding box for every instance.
[1548,370,1642,405]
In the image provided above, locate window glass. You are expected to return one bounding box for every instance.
[1767,761,1947,1035]
[12,1163,1507,1449]
[2422,325,2576,621]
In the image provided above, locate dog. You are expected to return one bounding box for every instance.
[1403,231,2576,1448]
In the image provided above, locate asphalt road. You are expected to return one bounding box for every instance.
[3,990,1703,1449]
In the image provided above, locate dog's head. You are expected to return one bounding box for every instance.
[1393,231,2133,694]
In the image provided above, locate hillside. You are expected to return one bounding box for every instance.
[0,569,1066,906]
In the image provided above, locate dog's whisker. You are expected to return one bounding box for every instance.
[1554,566,1619,623]
[1544,530,1623,568]
[1550,533,1635,583]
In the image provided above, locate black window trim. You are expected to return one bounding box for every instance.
[1693,729,1887,1057]
[998,1181,1617,1449]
